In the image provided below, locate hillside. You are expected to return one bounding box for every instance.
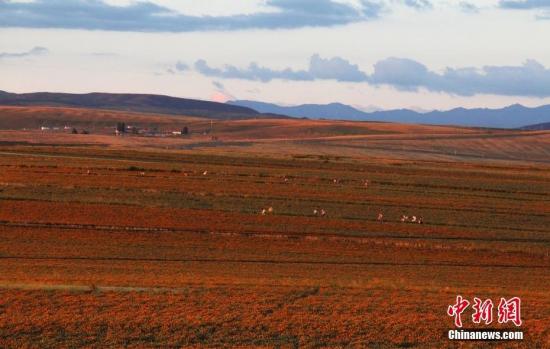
[0,105,469,137]
[230,100,550,128]
[0,106,548,164]
[0,91,263,120]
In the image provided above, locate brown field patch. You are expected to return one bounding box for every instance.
[0,120,548,347]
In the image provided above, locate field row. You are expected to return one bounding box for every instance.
[1,286,547,348]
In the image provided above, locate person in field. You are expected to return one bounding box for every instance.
[377,212,384,222]
[320,209,327,217]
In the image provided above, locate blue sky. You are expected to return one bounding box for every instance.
[1,0,550,110]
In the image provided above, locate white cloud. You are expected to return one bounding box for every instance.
[0,46,48,59]
[192,54,550,97]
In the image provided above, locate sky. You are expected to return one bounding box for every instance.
[1,0,550,111]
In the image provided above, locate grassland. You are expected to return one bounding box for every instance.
[0,107,548,348]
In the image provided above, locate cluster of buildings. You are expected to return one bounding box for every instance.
[39,125,89,134]
[115,122,189,137]
[38,122,192,137]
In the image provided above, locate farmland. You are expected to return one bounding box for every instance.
[0,107,549,348]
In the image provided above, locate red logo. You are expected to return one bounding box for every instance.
[472,297,493,325]
[498,297,522,327]
[448,296,522,328]
[447,295,470,328]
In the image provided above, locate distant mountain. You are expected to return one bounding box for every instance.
[228,101,371,121]
[2,91,547,128]
[0,91,263,120]
[230,100,550,128]
[520,122,550,130]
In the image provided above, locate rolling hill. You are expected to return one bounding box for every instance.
[0,91,264,120]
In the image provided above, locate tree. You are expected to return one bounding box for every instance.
[182,126,189,135]
[116,122,126,134]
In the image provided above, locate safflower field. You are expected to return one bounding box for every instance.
[0,109,548,348]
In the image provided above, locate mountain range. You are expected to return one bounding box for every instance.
[0,91,547,129]
[229,100,550,129]
[520,122,550,130]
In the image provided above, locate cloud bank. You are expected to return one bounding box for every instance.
[1,0,546,32]
[499,0,550,9]
[459,2,479,13]
[402,0,433,10]
[0,0,384,32]
[499,0,550,20]
[195,54,367,83]
[0,46,48,59]
[190,55,550,97]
